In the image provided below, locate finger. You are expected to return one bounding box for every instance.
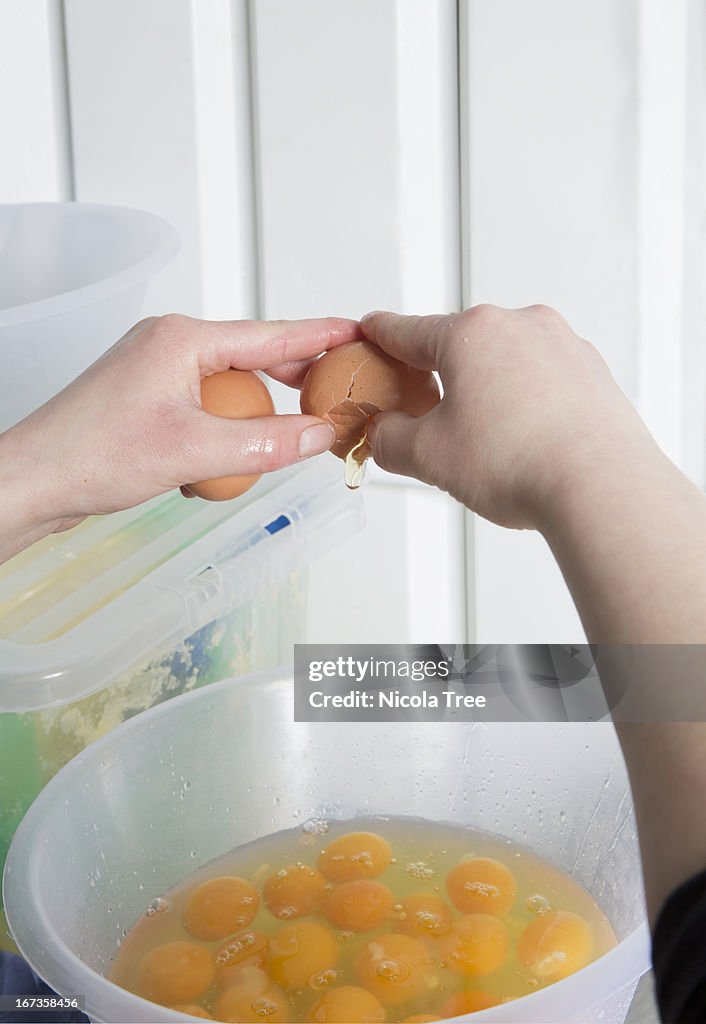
[181,413,336,481]
[189,316,363,375]
[264,357,318,388]
[359,311,450,371]
[367,409,438,483]
[180,485,197,498]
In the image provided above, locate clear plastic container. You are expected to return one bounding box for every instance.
[4,671,650,1023]
[0,202,179,432]
[0,461,363,896]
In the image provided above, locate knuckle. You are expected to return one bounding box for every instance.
[462,303,501,330]
[156,312,192,335]
[256,322,290,365]
[133,315,160,332]
[580,335,607,366]
[246,430,282,473]
[526,303,562,324]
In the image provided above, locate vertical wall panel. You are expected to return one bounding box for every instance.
[305,485,466,645]
[636,0,689,466]
[250,0,467,643]
[0,0,72,202]
[678,0,706,489]
[461,0,640,642]
[250,0,460,322]
[63,0,257,320]
[461,0,639,391]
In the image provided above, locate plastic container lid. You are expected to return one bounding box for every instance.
[0,461,362,712]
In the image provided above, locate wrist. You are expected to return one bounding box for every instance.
[529,423,706,642]
[0,420,66,563]
[529,426,670,543]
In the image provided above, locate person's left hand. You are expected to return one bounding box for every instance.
[1,314,361,560]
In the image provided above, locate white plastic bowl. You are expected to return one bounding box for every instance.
[0,202,179,432]
[3,672,650,1023]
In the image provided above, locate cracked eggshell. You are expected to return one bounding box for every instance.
[188,369,275,501]
[299,341,440,461]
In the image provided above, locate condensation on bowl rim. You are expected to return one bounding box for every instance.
[3,671,652,1024]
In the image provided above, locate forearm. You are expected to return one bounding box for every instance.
[615,722,706,927]
[540,438,706,923]
[0,421,64,564]
[540,439,706,644]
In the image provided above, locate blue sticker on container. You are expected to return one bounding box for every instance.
[264,514,291,536]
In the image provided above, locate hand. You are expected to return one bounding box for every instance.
[361,304,659,530]
[0,313,361,561]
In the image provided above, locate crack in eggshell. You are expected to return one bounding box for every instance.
[299,341,440,466]
[345,356,374,402]
[323,398,381,461]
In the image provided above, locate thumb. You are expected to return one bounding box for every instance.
[184,413,335,482]
[368,410,433,483]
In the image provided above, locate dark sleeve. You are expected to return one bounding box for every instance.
[0,953,89,1024]
[653,869,706,1024]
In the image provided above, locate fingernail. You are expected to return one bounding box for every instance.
[299,422,335,458]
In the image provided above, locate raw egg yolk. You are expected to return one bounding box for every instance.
[318,832,393,883]
[398,893,453,938]
[182,876,259,941]
[323,880,395,932]
[437,915,509,978]
[445,857,517,917]
[263,864,327,919]
[517,910,594,982]
[438,990,504,1017]
[137,941,214,1005]
[355,933,436,1007]
[215,967,290,1024]
[215,930,269,988]
[171,1005,213,1020]
[308,985,386,1023]
[266,920,339,990]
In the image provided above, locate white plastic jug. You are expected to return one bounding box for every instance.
[0,202,178,432]
[3,671,650,1023]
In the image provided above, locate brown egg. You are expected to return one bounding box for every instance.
[188,369,275,501]
[300,341,440,465]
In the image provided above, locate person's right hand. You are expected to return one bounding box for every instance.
[361,305,661,530]
[364,308,706,952]
[0,314,360,565]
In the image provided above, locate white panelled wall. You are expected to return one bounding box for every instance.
[248,0,465,642]
[1,0,704,644]
[0,0,72,202]
[63,0,259,319]
[461,0,705,641]
[462,0,638,643]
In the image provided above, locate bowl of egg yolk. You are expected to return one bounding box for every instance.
[3,670,649,1023]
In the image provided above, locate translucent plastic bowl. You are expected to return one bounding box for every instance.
[0,202,179,432]
[3,672,650,1023]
